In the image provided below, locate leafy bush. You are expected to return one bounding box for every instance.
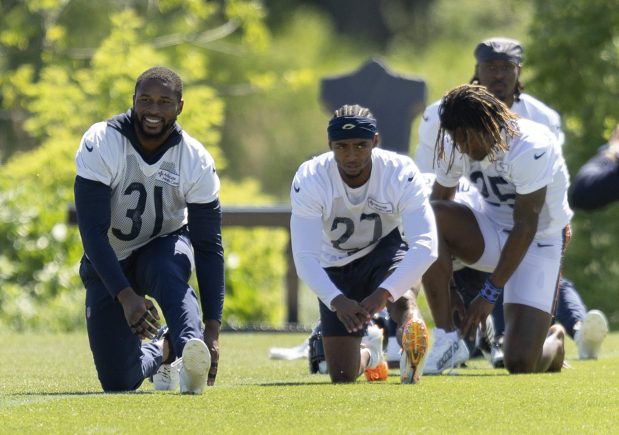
[218,180,288,328]
[0,1,289,331]
[0,137,85,331]
[0,139,288,331]
[527,0,619,328]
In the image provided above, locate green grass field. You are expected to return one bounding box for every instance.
[1,332,618,434]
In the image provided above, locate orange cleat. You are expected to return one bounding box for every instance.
[364,360,389,381]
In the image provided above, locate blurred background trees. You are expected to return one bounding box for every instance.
[527,0,619,331]
[0,0,617,330]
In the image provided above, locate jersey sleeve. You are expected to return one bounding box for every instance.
[510,137,555,195]
[415,101,441,173]
[434,137,465,188]
[184,143,221,204]
[397,160,432,214]
[290,214,343,309]
[290,162,326,219]
[547,111,565,148]
[75,123,119,186]
[380,203,438,300]
[187,201,224,322]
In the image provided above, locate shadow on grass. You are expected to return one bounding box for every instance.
[6,391,157,397]
[258,371,509,387]
[429,372,510,377]
[259,381,333,387]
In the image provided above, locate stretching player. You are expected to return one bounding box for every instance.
[416,37,602,369]
[422,84,571,374]
[290,104,438,383]
[74,66,223,393]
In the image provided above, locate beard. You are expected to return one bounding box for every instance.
[134,114,177,140]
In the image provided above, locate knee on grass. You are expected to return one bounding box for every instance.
[100,372,143,392]
[503,345,541,374]
[329,370,358,383]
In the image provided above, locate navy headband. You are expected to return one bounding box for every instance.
[327,116,377,141]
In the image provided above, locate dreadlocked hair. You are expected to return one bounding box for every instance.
[332,104,375,120]
[435,84,519,172]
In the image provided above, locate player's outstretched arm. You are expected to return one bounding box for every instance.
[360,288,391,318]
[187,201,224,386]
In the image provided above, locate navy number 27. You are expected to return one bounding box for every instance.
[330,213,382,250]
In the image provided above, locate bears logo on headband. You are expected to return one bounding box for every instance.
[328,116,377,141]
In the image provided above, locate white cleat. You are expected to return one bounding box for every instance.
[490,338,505,369]
[178,338,211,394]
[152,363,180,391]
[575,310,609,360]
[361,324,385,369]
[422,328,469,375]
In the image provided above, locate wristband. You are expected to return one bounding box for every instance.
[479,279,503,304]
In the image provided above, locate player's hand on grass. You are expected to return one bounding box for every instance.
[204,320,220,386]
[360,288,391,317]
[460,295,493,341]
[331,295,371,333]
[117,287,161,340]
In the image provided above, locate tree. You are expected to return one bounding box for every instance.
[527,0,619,327]
[0,0,288,330]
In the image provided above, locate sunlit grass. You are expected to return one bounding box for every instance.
[1,331,617,433]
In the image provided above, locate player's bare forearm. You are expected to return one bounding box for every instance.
[461,296,494,340]
[360,288,391,317]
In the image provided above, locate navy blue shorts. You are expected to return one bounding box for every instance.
[320,229,408,337]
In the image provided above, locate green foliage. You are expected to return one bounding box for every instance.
[219,1,536,198]
[3,0,619,330]
[0,0,288,331]
[215,8,335,197]
[0,136,84,331]
[421,0,532,47]
[528,0,619,159]
[218,180,288,327]
[528,0,619,327]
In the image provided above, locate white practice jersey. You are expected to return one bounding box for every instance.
[75,121,220,260]
[420,172,483,210]
[415,93,564,173]
[434,118,573,238]
[291,148,429,268]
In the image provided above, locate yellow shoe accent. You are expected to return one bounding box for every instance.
[400,318,429,384]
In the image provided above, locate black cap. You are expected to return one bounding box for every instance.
[474,37,524,65]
